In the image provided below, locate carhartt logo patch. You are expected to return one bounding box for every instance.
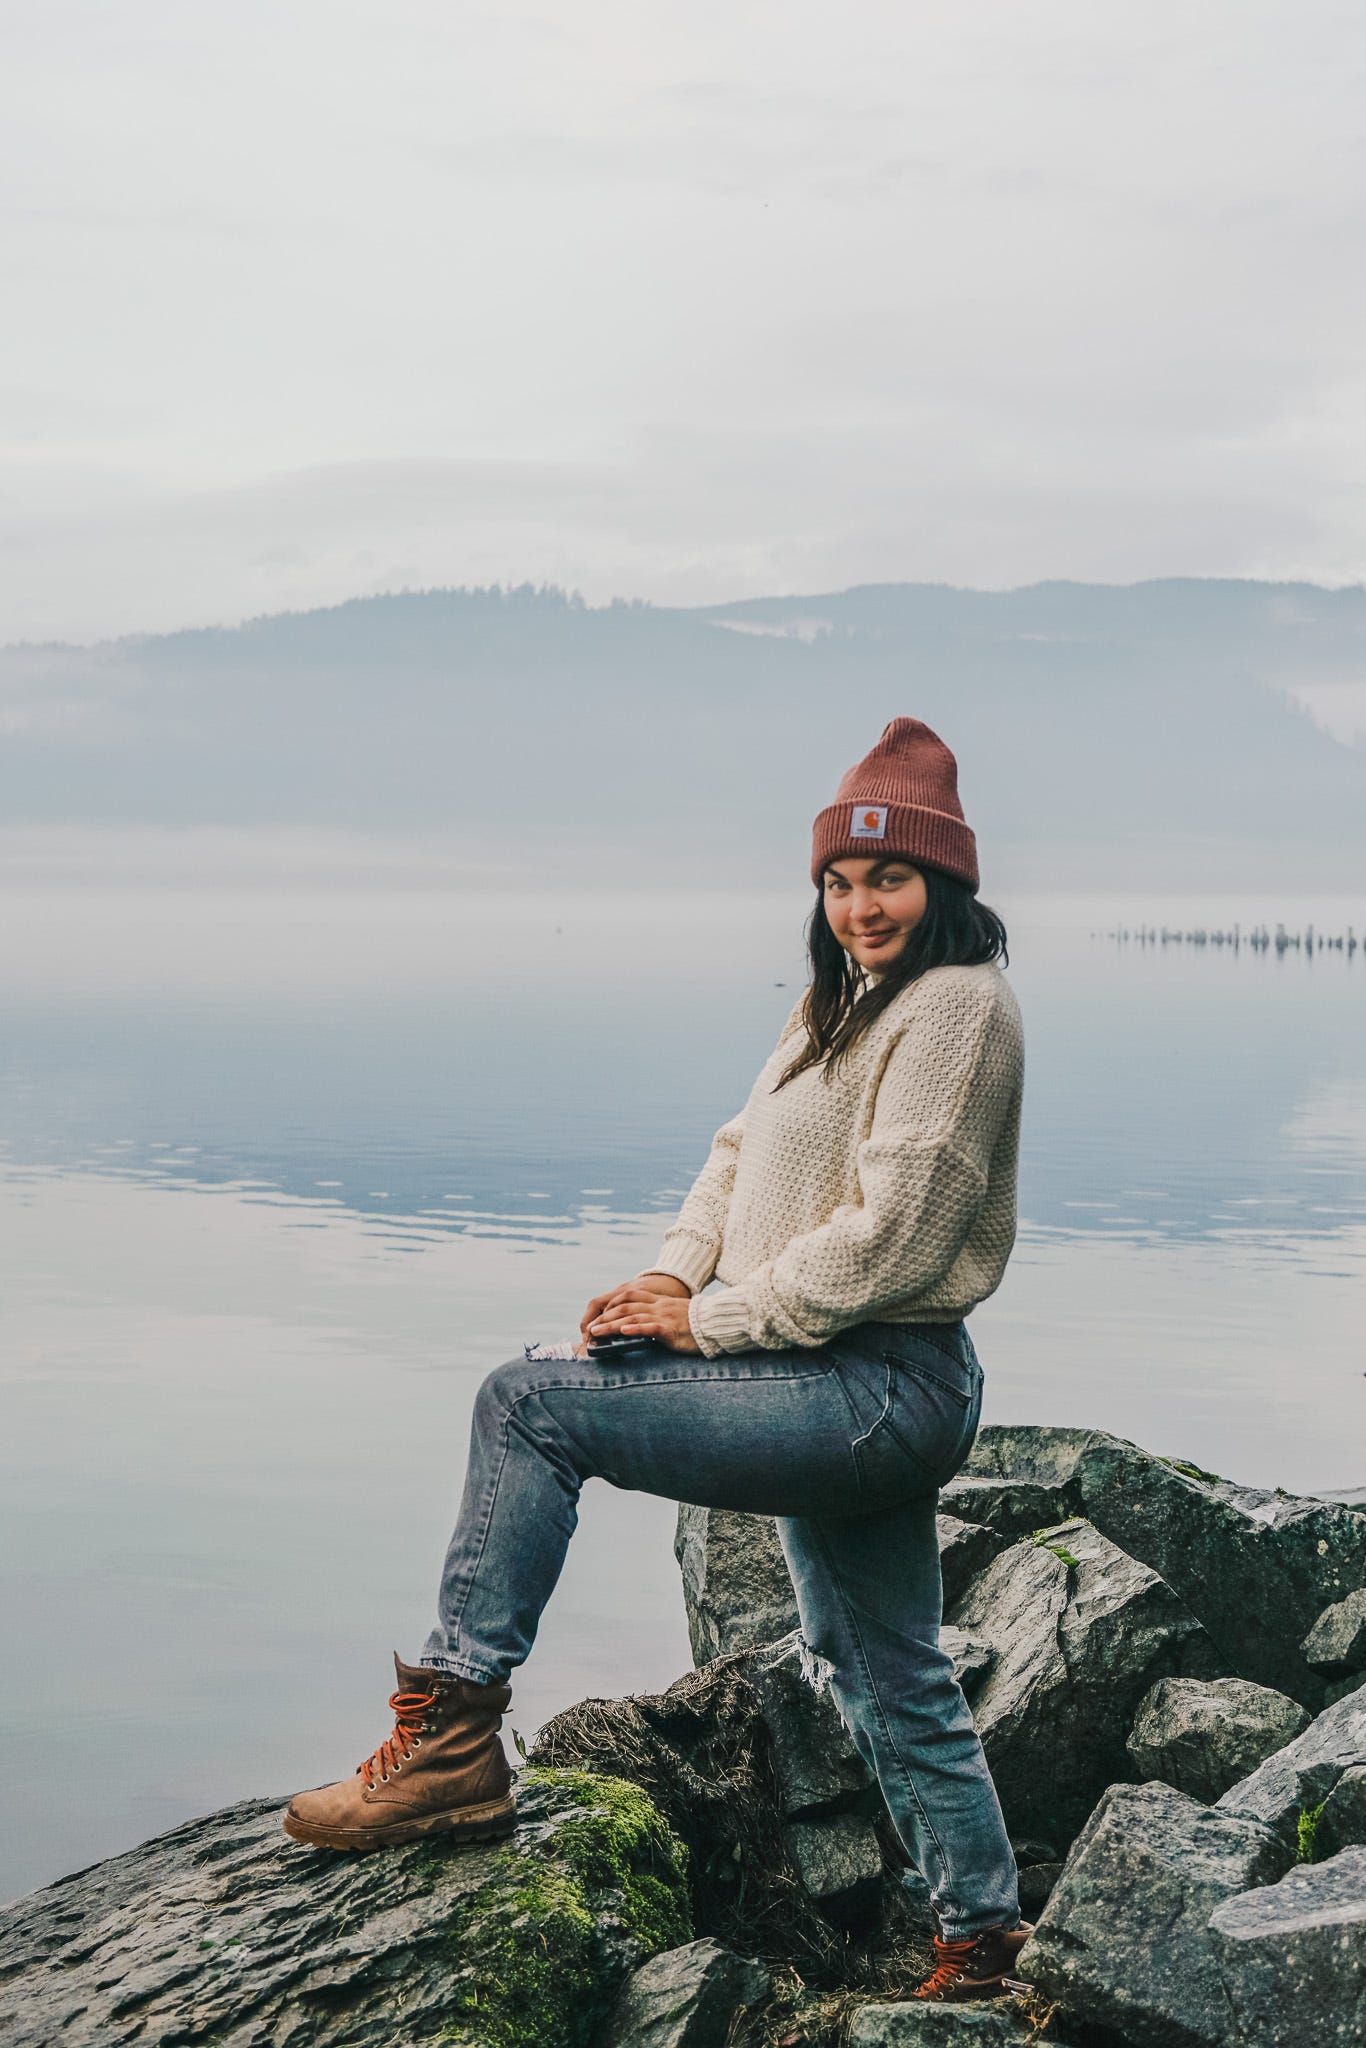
[850,804,888,838]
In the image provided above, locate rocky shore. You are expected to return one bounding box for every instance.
[3,1426,1364,2047]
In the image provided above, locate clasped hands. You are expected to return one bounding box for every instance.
[573,1272,700,1358]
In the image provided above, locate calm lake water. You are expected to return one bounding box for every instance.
[3,880,1365,1903]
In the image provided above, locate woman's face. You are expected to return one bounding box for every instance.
[822,856,928,971]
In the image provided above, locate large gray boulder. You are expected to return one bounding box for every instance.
[946,1516,1227,1848]
[939,1476,1075,1538]
[1016,1779,1289,2047]
[1302,1587,1366,1677]
[954,1425,1366,1707]
[1214,1676,1366,1855]
[674,1505,795,1663]
[849,2004,1037,2044]
[1126,1675,1311,1804]
[599,1937,772,2048]
[0,1768,691,2048]
[1209,1845,1366,2048]
[1317,1764,1366,1859]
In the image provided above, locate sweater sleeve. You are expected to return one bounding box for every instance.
[641,993,810,1296]
[688,978,1020,1354]
[639,1106,748,1295]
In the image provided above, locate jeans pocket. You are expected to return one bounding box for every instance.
[836,1350,970,1503]
[847,1343,978,1507]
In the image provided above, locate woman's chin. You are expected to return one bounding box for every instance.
[858,939,906,967]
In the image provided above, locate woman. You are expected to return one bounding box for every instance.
[284,716,1032,2005]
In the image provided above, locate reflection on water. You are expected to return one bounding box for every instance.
[1,885,1364,1902]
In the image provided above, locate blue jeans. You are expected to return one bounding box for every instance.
[421,1315,1020,1939]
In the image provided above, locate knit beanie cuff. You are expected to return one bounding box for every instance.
[811,799,979,892]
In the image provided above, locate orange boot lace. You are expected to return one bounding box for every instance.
[358,1686,437,1788]
[913,1934,980,2000]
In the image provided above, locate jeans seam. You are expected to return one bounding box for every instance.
[443,1414,518,1662]
[806,1517,959,1916]
[849,1358,894,1456]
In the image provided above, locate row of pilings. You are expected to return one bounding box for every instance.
[1093,923,1359,956]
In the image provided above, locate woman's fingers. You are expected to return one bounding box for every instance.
[581,1285,699,1354]
[581,1275,685,1332]
[584,1285,656,1330]
[581,1285,630,1333]
[580,1278,655,1333]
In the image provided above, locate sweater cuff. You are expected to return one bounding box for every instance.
[642,1231,718,1298]
[689,1285,760,1358]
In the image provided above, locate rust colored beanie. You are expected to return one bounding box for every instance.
[810,717,979,892]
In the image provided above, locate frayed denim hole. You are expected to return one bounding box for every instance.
[796,1633,857,1738]
[795,1632,839,1695]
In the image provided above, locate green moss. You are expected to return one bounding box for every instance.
[1158,1456,1226,1485]
[619,1868,690,1952]
[1029,1529,1081,1569]
[435,1768,691,2048]
[438,1860,597,2047]
[521,1769,691,1954]
[1297,1801,1326,1864]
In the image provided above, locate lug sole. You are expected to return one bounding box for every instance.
[282,1793,518,1852]
[913,1976,1016,2002]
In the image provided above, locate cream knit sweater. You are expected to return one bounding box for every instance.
[645,961,1024,1357]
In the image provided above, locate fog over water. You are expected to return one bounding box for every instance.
[7,3,1366,638]
[2,874,1363,1902]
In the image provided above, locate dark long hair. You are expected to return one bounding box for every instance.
[775,864,1009,1090]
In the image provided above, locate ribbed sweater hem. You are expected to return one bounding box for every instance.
[689,1285,762,1357]
[640,1230,717,1297]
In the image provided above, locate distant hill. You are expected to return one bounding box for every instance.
[3,578,1365,890]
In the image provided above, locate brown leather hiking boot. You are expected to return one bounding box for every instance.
[283,1653,517,1852]
[911,1920,1035,2001]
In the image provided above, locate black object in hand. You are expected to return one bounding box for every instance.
[586,1329,660,1360]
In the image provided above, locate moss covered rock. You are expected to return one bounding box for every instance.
[0,1768,690,2048]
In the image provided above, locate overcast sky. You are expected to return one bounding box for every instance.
[4,0,1366,642]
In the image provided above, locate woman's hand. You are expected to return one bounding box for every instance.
[583,1287,701,1355]
[579,1272,690,1348]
